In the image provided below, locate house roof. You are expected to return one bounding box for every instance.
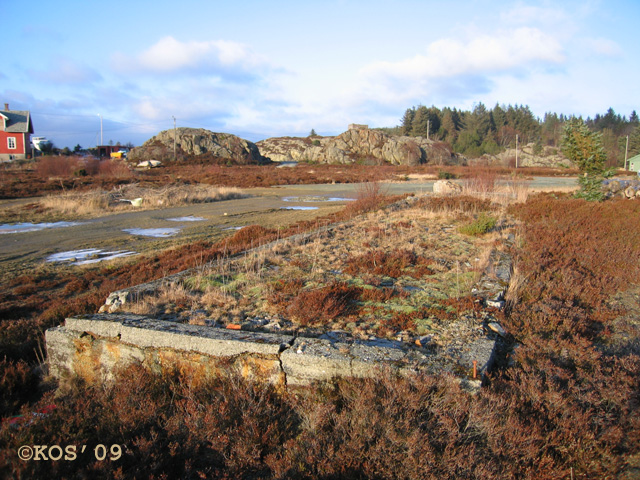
[0,109,33,134]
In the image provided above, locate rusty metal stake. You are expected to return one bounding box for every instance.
[473,360,478,379]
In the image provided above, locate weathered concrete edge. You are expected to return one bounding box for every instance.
[65,314,293,357]
[46,313,496,388]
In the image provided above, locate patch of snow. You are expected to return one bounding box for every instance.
[0,221,84,234]
[166,216,205,222]
[123,228,181,237]
[282,196,354,203]
[47,249,137,265]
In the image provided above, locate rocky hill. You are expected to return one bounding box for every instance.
[128,128,268,164]
[257,125,465,166]
[474,144,575,168]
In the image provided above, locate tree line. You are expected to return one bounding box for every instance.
[384,103,640,166]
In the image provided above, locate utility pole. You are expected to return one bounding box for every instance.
[172,116,177,162]
[426,119,430,141]
[97,114,103,146]
[515,134,519,169]
[624,135,629,170]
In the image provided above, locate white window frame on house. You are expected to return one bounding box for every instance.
[7,137,16,149]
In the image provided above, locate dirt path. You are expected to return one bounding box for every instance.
[0,177,578,275]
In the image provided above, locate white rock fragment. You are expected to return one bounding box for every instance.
[487,322,507,337]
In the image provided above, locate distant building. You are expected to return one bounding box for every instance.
[97,145,127,158]
[348,124,369,131]
[628,154,640,172]
[0,103,34,161]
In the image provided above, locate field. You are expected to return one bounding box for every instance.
[0,159,639,479]
[116,194,507,359]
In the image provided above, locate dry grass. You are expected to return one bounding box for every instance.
[114,194,509,341]
[39,184,247,217]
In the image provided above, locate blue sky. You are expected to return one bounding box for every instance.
[2,0,638,148]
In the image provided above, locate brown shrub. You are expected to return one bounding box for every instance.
[343,181,389,217]
[383,311,418,332]
[359,286,408,303]
[223,225,278,252]
[0,365,300,479]
[286,282,360,326]
[345,249,434,279]
[35,156,80,178]
[0,358,39,417]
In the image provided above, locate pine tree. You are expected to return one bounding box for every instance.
[562,118,611,200]
[400,108,415,136]
[411,106,429,137]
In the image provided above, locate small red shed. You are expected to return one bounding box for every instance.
[0,103,34,161]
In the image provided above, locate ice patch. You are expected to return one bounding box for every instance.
[280,206,319,211]
[47,249,137,265]
[0,221,84,234]
[166,216,205,222]
[282,196,355,203]
[123,228,181,237]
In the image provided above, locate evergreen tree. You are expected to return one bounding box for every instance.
[562,118,611,201]
[400,108,415,136]
[438,108,459,145]
[628,125,640,158]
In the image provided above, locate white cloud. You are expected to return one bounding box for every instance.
[111,36,267,76]
[362,27,565,82]
[348,26,566,110]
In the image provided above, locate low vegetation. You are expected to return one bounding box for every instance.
[1,169,639,479]
[117,193,502,344]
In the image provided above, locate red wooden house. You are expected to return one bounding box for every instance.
[0,103,34,161]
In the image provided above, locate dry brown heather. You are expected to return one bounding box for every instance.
[1,180,640,479]
[119,195,507,347]
[0,154,577,200]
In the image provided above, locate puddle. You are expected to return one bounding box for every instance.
[47,249,137,265]
[282,196,354,203]
[123,228,181,237]
[280,206,319,211]
[222,226,245,230]
[276,162,298,168]
[0,221,84,234]
[166,216,205,222]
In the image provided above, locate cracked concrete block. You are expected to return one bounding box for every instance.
[349,341,407,377]
[281,338,353,385]
[45,326,78,379]
[457,336,498,374]
[64,315,294,358]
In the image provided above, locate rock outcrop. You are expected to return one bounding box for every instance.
[474,144,574,169]
[128,128,268,164]
[257,126,464,166]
